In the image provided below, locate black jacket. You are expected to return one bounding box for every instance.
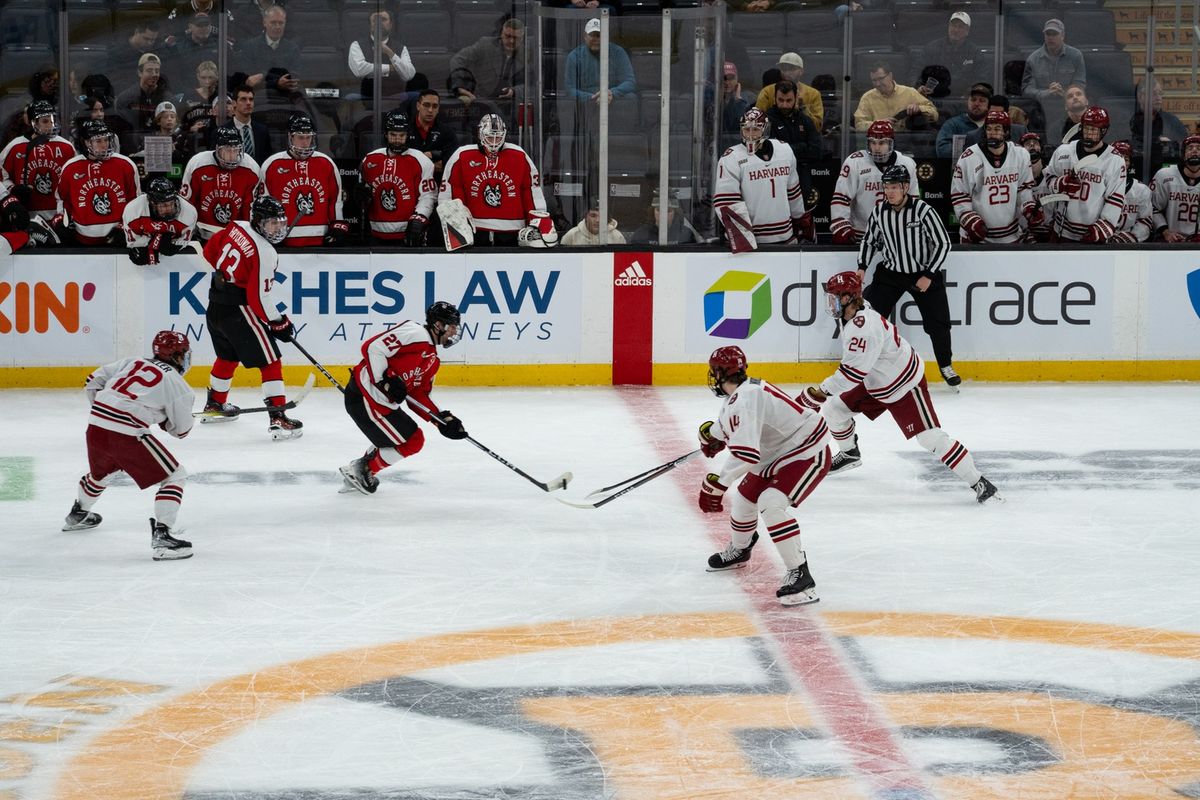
[766,106,822,162]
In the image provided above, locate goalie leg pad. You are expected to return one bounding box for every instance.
[718,202,758,254]
[439,198,475,252]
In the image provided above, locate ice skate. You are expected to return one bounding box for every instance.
[973,476,1002,504]
[706,532,758,571]
[829,445,862,474]
[338,456,379,495]
[200,389,241,423]
[777,556,819,606]
[62,501,101,532]
[940,365,962,391]
[268,408,303,440]
[150,518,192,560]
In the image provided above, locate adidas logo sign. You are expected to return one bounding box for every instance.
[615,262,652,287]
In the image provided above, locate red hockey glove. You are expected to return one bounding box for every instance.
[1082,220,1112,243]
[698,473,728,513]
[794,211,816,244]
[1056,170,1082,197]
[1022,202,1045,228]
[698,420,726,458]
[323,220,349,245]
[268,315,295,342]
[799,385,828,411]
[436,410,468,440]
[830,223,855,245]
[958,212,987,243]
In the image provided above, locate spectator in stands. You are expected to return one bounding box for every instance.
[756,53,822,129]
[767,80,822,194]
[3,66,61,147]
[115,54,173,149]
[566,18,636,105]
[71,95,131,157]
[169,12,227,83]
[728,0,777,10]
[548,0,622,13]
[407,90,459,178]
[562,196,626,246]
[630,189,703,245]
[216,85,270,160]
[348,10,416,101]
[935,82,991,158]
[164,0,230,43]
[1059,83,1090,145]
[964,94,1028,150]
[1130,77,1188,176]
[1022,18,1086,145]
[917,11,985,99]
[853,61,937,131]
[450,17,525,121]
[181,60,220,109]
[133,101,185,163]
[721,61,754,149]
[234,5,302,95]
[109,20,162,80]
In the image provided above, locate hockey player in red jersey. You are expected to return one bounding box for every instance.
[0,101,75,221]
[339,301,468,495]
[123,177,199,265]
[181,126,261,241]
[697,345,831,606]
[56,119,140,245]
[438,113,552,248]
[259,114,348,247]
[801,271,1000,504]
[200,195,304,440]
[1,168,58,254]
[359,109,436,245]
[62,330,196,560]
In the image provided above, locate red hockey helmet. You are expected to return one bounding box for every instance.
[707,346,748,397]
[152,330,191,373]
[739,107,770,155]
[984,110,1011,138]
[1110,140,1132,159]
[823,270,863,318]
[1080,106,1110,147]
[867,119,895,163]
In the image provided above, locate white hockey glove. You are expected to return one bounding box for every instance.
[439,198,475,252]
[718,201,757,254]
[518,210,559,248]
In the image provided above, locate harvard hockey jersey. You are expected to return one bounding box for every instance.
[85,356,195,438]
[1112,177,1153,243]
[950,143,1035,243]
[830,151,919,242]
[819,300,922,403]
[1149,164,1200,238]
[713,139,806,245]
[1040,141,1125,241]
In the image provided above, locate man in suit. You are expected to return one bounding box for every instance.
[234,4,302,97]
[218,84,271,159]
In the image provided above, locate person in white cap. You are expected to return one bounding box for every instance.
[755,52,822,129]
[917,11,985,96]
[565,18,636,105]
[1021,18,1086,143]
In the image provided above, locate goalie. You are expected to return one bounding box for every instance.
[437,113,555,249]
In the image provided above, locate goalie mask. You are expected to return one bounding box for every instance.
[287,113,316,160]
[739,108,769,155]
[425,300,462,348]
[151,330,192,374]
[384,109,409,155]
[145,177,180,221]
[984,109,1011,150]
[867,119,895,163]
[707,345,748,397]
[251,195,289,245]
[80,119,116,161]
[213,126,244,169]
[28,101,60,138]
[477,113,506,156]
[1079,106,1110,149]
[823,270,863,318]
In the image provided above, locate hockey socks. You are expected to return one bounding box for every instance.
[916,429,982,487]
[76,472,109,509]
[208,358,239,404]
[260,361,286,406]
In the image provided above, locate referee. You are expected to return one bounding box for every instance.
[857,164,960,387]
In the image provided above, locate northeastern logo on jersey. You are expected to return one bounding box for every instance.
[482,183,503,208]
[92,192,112,215]
[380,188,397,212]
[34,171,53,195]
[213,203,232,224]
[295,192,315,215]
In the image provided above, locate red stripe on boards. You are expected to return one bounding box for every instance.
[612,253,654,385]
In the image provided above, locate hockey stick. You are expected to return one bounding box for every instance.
[290,338,346,393]
[194,372,315,419]
[556,449,703,510]
[404,394,573,493]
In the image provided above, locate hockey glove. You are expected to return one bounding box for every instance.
[829,224,855,245]
[145,233,165,266]
[794,211,817,244]
[156,239,189,257]
[698,420,726,458]
[10,184,32,208]
[698,473,728,513]
[1082,220,1113,244]
[1,194,30,230]
[1021,202,1045,228]
[375,374,408,404]
[323,220,350,245]
[958,211,987,243]
[799,385,828,411]
[1055,170,1082,197]
[404,213,428,248]
[268,315,295,342]
[1108,230,1136,244]
[25,218,58,248]
[436,410,468,440]
[127,247,150,266]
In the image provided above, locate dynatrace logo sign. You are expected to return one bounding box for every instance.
[1189,268,1200,319]
[703,271,771,339]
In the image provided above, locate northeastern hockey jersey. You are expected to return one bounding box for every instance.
[57,154,141,245]
[1149,164,1200,238]
[1040,141,1125,241]
[180,151,261,240]
[830,151,919,242]
[85,356,194,438]
[713,139,806,245]
[820,300,923,403]
[122,194,199,249]
[259,151,344,246]
[0,135,75,218]
[709,377,830,489]
[439,143,546,233]
[359,147,436,240]
[950,143,1035,243]
[202,220,285,323]
[351,320,443,419]
[1112,178,1153,243]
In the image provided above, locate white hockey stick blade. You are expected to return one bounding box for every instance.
[1038,193,1069,205]
[1075,153,1100,170]
[553,495,601,510]
[546,471,573,491]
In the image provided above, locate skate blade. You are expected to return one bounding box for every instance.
[270,428,304,441]
[152,547,193,560]
[62,519,101,532]
[779,589,820,606]
[829,459,862,475]
[337,467,371,495]
[706,561,751,573]
[979,493,1005,505]
[199,414,239,424]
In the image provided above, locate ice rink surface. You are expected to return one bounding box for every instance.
[2,380,1200,800]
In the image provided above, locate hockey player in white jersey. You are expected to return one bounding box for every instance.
[697,345,831,606]
[1040,106,1125,242]
[1109,140,1153,243]
[829,119,918,244]
[1149,134,1200,242]
[713,108,814,253]
[800,271,1000,504]
[951,110,1040,243]
[62,330,196,560]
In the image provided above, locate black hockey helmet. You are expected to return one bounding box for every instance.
[213,125,244,169]
[145,176,180,221]
[80,118,115,160]
[880,164,910,185]
[426,301,462,348]
[251,195,289,245]
[384,109,409,154]
[27,100,59,137]
[152,330,192,373]
[287,113,316,159]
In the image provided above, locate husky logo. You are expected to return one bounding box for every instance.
[295,193,315,216]
[91,191,112,216]
[483,183,502,208]
[213,203,232,224]
[34,171,53,195]
[381,188,397,212]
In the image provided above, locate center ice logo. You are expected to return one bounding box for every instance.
[703,270,771,339]
[1188,268,1200,319]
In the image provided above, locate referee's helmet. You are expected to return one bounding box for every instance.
[880,164,910,184]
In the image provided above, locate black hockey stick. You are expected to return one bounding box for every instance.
[290,338,346,393]
[404,395,573,493]
[583,448,704,499]
[193,372,315,419]
[555,449,703,510]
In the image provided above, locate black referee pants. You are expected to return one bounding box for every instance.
[863,267,954,369]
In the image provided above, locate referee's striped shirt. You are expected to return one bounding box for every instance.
[858,196,952,278]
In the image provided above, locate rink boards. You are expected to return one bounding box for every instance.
[2,249,1199,386]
